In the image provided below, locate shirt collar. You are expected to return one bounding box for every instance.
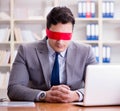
[47,40,55,56]
[47,40,67,58]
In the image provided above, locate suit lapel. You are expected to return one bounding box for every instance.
[36,39,51,89]
[35,40,77,88]
[66,42,77,86]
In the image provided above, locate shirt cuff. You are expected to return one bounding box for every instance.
[36,92,41,101]
[75,90,84,102]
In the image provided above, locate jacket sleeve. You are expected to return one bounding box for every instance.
[7,45,41,101]
[76,45,97,101]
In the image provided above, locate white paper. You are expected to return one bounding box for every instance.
[0,101,35,107]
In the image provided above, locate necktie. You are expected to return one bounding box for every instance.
[51,52,60,86]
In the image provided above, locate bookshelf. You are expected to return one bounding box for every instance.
[0,0,120,98]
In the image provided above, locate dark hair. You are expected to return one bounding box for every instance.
[47,6,75,29]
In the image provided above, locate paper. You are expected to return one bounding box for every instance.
[0,101,35,107]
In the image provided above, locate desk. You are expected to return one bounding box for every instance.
[0,103,120,111]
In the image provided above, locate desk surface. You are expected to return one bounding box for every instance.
[0,103,120,111]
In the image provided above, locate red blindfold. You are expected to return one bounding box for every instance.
[46,29,72,40]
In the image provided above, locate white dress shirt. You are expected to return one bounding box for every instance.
[47,40,67,84]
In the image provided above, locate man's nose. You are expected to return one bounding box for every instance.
[57,40,64,43]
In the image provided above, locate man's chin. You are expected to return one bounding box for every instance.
[55,48,65,52]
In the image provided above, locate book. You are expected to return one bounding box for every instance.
[13,50,18,63]
[15,28,41,42]
[0,12,10,19]
[0,51,6,65]
[0,72,5,88]
[4,51,10,65]
[21,30,36,42]
[0,72,10,89]
[0,89,9,100]
[4,29,10,41]
[33,32,41,40]
[0,50,10,65]
[0,50,4,63]
[0,28,9,42]
[14,28,23,42]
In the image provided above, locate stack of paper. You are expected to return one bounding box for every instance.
[0,101,35,107]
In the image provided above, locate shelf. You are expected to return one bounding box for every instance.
[0,66,10,72]
[102,19,120,24]
[0,42,11,44]
[14,18,46,23]
[14,41,35,44]
[0,64,11,67]
[102,41,120,44]
[0,20,10,22]
[0,0,120,69]
[1,0,120,100]
[74,40,99,44]
[14,18,99,22]
[75,18,99,21]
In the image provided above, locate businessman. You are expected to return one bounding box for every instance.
[8,6,97,103]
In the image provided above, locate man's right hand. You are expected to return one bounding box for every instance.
[44,85,79,103]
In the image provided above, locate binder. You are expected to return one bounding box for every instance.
[92,46,99,62]
[110,1,114,18]
[91,24,96,40]
[102,1,114,18]
[95,46,99,62]
[106,2,110,18]
[78,0,96,18]
[106,46,111,63]
[102,2,106,18]
[86,23,99,40]
[91,1,95,18]
[95,24,99,40]
[103,46,106,62]
[86,24,91,40]
[78,2,83,17]
[82,1,86,18]
[103,46,111,63]
[86,1,91,18]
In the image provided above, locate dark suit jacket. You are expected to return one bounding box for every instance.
[7,38,97,101]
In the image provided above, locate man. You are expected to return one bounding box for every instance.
[7,7,97,103]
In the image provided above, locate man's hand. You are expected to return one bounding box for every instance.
[44,85,79,103]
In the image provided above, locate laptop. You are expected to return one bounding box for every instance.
[73,64,120,106]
